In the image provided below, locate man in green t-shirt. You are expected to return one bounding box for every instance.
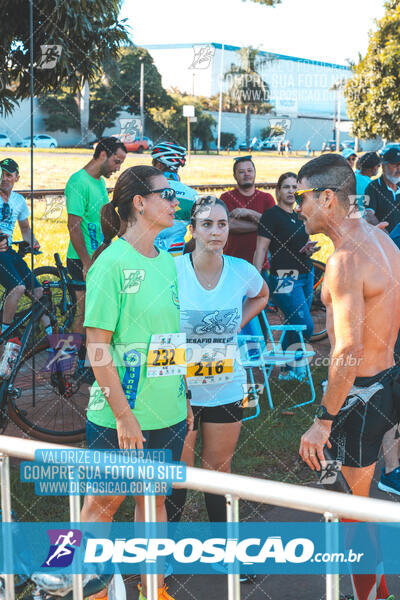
[65,137,126,379]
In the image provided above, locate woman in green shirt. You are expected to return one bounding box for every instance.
[82,165,193,600]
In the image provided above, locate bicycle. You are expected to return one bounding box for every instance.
[0,242,77,337]
[0,249,87,443]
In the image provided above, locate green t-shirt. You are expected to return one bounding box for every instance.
[65,169,109,259]
[84,238,187,431]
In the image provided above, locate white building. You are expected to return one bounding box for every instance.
[144,43,378,150]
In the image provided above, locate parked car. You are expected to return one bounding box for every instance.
[16,134,58,148]
[0,133,11,148]
[321,140,344,152]
[259,139,279,151]
[343,140,363,152]
[93,134,153,153]
[115,134,152,153]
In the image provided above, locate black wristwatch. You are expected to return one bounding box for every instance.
[315,405,336,421]
[186,390,192,400]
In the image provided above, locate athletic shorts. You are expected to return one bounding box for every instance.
[86,419,186,463]
[67,258,84,283]
[192,400,243,431]
[0,247,40,292]
[329,366,400,468]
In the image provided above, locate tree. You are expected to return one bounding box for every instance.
[0,0,129,117]
[39,46,172,140]
[116,47,171,115]
[148,93,216,150]
[224,47,272,147]
[344,0,400,141]
[220,132,237,150]
[260,125,285,140]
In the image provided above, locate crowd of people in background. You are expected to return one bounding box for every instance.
[1,138,400,600]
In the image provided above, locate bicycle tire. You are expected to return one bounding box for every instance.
[33,266,77,332]
[7,333,86,443]
[310,259,327,342]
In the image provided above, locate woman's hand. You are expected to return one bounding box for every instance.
[186,403,194,437]
[116,412,146,449]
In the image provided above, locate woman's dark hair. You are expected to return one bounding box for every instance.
[276,171,297,190]
[190,195,229,229]
[92,165,162,262]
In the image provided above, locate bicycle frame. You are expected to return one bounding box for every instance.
[0,284,57,428]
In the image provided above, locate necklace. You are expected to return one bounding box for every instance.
[190,254,224,289]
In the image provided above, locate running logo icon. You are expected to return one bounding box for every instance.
[41,529,82,568]
[37,45,62,70]
[121,269,146,294]
[189,44,215,69]
[275,270,299,294]
[318,460,342,486]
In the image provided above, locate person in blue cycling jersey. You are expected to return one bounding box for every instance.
[151,142,197,255]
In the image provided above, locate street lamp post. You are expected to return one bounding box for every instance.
[140,60,144,141]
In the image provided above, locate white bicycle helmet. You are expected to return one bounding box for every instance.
[151,142,186,171]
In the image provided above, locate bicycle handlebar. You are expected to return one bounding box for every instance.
[12,241,42,256]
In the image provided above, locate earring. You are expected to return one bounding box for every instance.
[140,207,144,215]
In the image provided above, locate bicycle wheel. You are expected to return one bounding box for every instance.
[7,331,86,442]
[310,259,327,342]
[33,266,77,331]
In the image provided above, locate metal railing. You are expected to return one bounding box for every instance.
[1,434,400,600]
[16,182,277,199]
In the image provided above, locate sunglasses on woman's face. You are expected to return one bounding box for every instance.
[147,187,176,202]
[294,187,339,207]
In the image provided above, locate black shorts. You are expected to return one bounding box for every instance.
[67,258,84,283]
[192,401,243,431]
[329,366,400,468]
[0,248,40,292]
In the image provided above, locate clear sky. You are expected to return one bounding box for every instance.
[121,0,385,65]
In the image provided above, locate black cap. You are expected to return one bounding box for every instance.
[382,147,400,164]
[0,158,19,174]
[358,152,381,170]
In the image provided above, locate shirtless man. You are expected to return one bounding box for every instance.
[297,153,400,600]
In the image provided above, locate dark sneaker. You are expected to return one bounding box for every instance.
[378,467,400,495]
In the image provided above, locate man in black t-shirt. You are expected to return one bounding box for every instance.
[253,172,318,381]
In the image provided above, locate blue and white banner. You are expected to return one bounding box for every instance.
[2,522,400,575]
